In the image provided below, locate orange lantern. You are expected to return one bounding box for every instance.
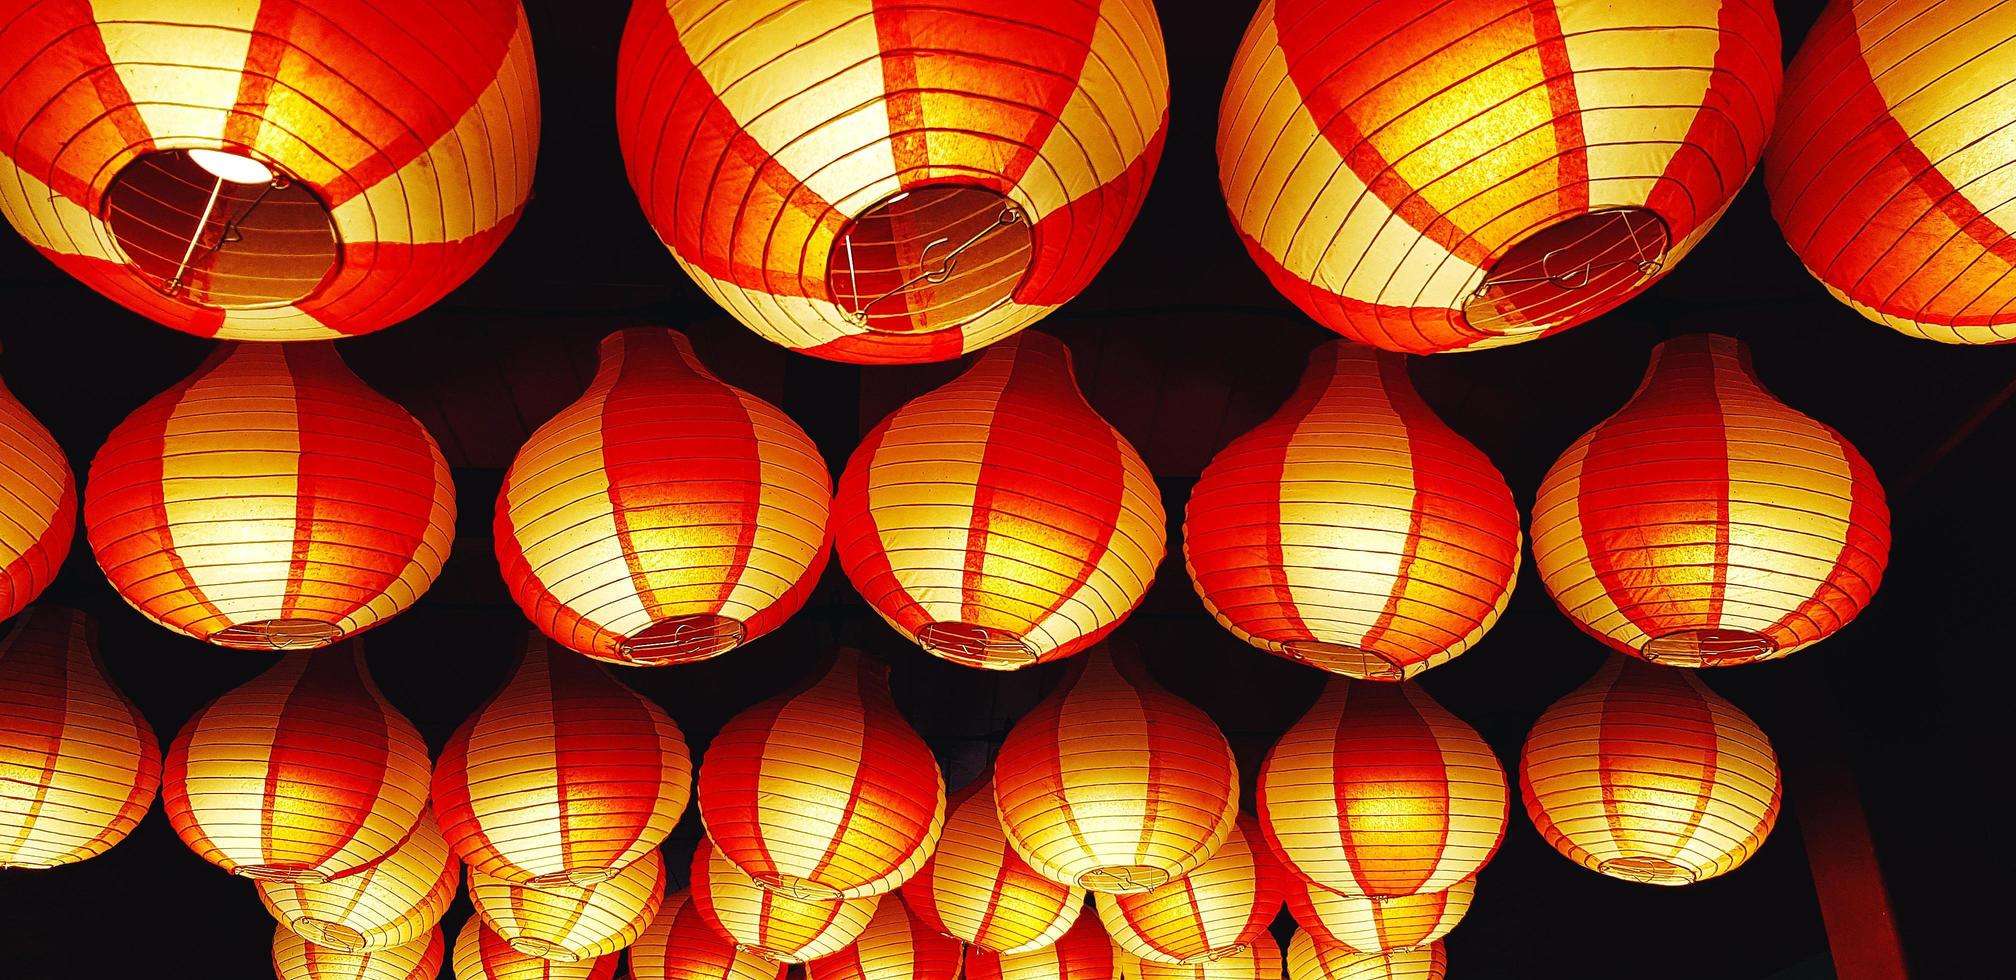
[258,808,459,952]
[900,778,1084,954]
[1115,931,1281,980]
[1218,0,1779,355]
[162,644,430,881]
[1258,680,1506,898]
[994,647,1240,893]
[470,849,667,962]
[496,328,832,665]
[965,915,1115,980]
[273,924,444,980]
[690,836,882,963]
[1286,877,1471,955]
[834,332,1165,669]
[699,648,943,899]
[1185,341,1520,680]
[614,0,1168,365]
[630,891,788,980]
[453,918,620,980]
[84,341,455,650]
[0,365,73,621]
[0,0,537,341]
[807,893,963,980]
[1521,656,1781,885]
[433,634,691,887]
[1096,814,1283,964]
[1768,0,2016,344]
[1530,334,1891,666]
[0,605,158,869]
[1285,931,1444,980]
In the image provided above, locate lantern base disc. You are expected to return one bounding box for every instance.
[527,866,618,890]
[210,618,344,651]
[1598,856,1697,885]
[1182,944,1249,965]
[917,621,1037,669]
[829,185,1033,335]
[510,938,579,962]
[1078,864,1169,894]
[236,863,329,884]
[297,920,368,951]
[1281,640,1409,680]
[1642,629,1777,667]
[1465,207,1668,337]
[751,873,842,902]
[618,614,746,664]
[105,149,338,309]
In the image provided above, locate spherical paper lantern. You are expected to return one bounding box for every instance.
[1768,0,2016,344]
[994,647,1240,894]
[85,341,455,650]
[631,891,787,980]
[496,328,832,665]
[1530,334,1891,666]
[1096,815,1283,964]
[1259,680,1506,898]
[690,836,881,963]
[1116,930,1281,980]
[0,0,538,341]
[1218,0,1779,354]
[453,918,620,980]
[163,644,430,881]
[699,648,943,899]
[434,634,691,887]
[965,915,1116,980]
[273,924,444,980]
[1285,931,1444,980]
[258,808,459,952]
[807,892,963,980]
[1521,656,1781,885]
[0,605,158,869]
[899,778,1084,954]
[835,332,1165,669]
[615,0,1168,364]
[0,365,73,621]
[1185,341,1520,679]
[1286,878,1471,956]
[470,849,666,962]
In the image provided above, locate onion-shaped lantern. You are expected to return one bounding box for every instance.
[1115,931,1281,980]
[690,836,881,963]
[1096,815,1283,964]
[1286,877,1471,955]
[1285,932,1444,980]
[452,918,620,980]
[900,778,1084,954]
[965,915,1116,980]
[0,365,73,621]
[469,850,667,962]
[807,894,963,980]
[631,891,788,980]
[259,809,459,952]
[272,924,444,980]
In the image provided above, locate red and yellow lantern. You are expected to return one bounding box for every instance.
[258,808,459,952]
[0,366,72,621]
[272,924,443,980]
[1286,877,1471,955]
[453,918,620,980]
[1531,334,1891,666]
[689,836,881,963]
[1185,342,1520,679]
[496,328,832,665]
[0,0,538,341]
[834,333,1165,669]
[965,915,1116,980]
[1218,0,1779,354]
[470,850,667,962]
[1285,931,1444,980]
[630,891,788,980]
[1116,931,1281,980]
[807,893,963,980]
[900,778,1084,954]
[85,342,455,650]
[1096,815,1283,964]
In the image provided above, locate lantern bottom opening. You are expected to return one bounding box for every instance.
[297,919,368,951]
[1282,639,1408,680]
[527,866,619,890]
[209,618,344,651]
[1598,855,1697,885]
[618,614,746,664]
[917,621,1037,669]
[1464,207,1668,337]
[1078,864,1169,893]
[510,937,580,962]
[236,863,330,884]
[1642,628,1777,667]
[1177,944,1249,965]
[828,185,1033,336]
[751,872,843,902]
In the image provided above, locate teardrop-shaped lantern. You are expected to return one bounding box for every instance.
[1186,342,1520,679]
[614,0,1168,364]
[807,893,963,980]
[965,915,1116,980]
[85,342,455,650]
[163,644,430,881]
[900,778,1084,954]
[690,836,881,963]
[837,332,1166,668]
[1531,334,1891,666]
[497,328,832,665]
[631,891,788,980]
[1218,0,1779,354]
[1115,931,1282,980]
[453,918,620,980]
[434,634,691,887]
[1521,656,1781,885]
[1286,877,1471,956]
[273,924,444,980]
[1259,680,1506,898]
[0,366,73,621]
[995,647,1240,893]
[470,850,667,962]
[1096,814,1283,965]
[0,1,538,341]
[259,808,459,952]
[0,606,158,869]
[1285,932,1444,980]
[699,648,943,899]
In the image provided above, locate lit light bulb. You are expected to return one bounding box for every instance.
[187,148,275,185]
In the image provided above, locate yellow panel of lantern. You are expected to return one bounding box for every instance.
[1285,931,1445,980]
[965,915,1117,980]
[1116,931,1282,980]
[259,809,460,953]
[900,778,1085,954]
[1096,815,1284,964]
[690,836,882,963]
[807,894,963,980]
[452,917,620,980]
[272,924,444,980]
[469,850,666,962]
[1286,877,1472,956]
[630,891,788,980]
[0,361,73,621]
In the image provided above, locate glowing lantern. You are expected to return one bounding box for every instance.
[1286,877,1471,955]
[900,779,1084,954]
[453,918,620,980]
[0,0,538,341]
[1095,815,1282,964]
[433,634,691,887]
[807,893,963,980]
[1521,656,1781,885]
[965,915,1116,980]
[1115,931,1281,980]
[0,366,72,621]
[470,849,667,962]
[690,836,881,963]
[258,809,459,952]
[1530,334,1891,666]
[1218,0,1779,354]
[994,647,1240,893]
[614,0,1168,365]
[631,891,788,980]
[273,925,444,980]
[0,605,158,869]
[834,332,1165,669]
[84,341,455,650]
[1185,341,1520,679]
[496,328,832,665]
[699,648,943,899]
[1768,0,2016,344]
[1285,932,1444,980]
[162,644,430,881]
[1259,680,1506,898]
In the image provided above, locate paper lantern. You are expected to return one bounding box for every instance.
[1218,0,1779,354]
[1096,815,1283,965]
[84,341,455,650]
[631,891,788,980]
[994,647,1240,893]
[900,778,1084,954]
[965,915,1116,980]
[699,648,943,899]
[689,836,881,963]
[470,849,666,962]
[0,0,538,341]
[162,644,430,881]
[496,328,832,665]
[0,605,158,869]
[1286,878,1471,956]
[614,0,1168,365]
[1259,680,1506,898]
[258,808,459,952]
[1530,334,1891,666]
[453,918,620,980]
[1285,931,1444,980]
[1521,656,1781,885]
[1185,341,1520,679]
[273,924,444,980]
[807,892,963,980]
[835,332,1165,669]
[1115,931,1281,980]
[434,634,691,887]
[0,366,73,621]
[1768,0,2016,344]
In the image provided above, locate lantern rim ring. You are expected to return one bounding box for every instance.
[510,937,581,962]
[1597,855,1698,885]
[1281,639,1407,680]
[527,866,620,890]
[1464,206,1670,338]
[828,183,1035,337]
[618,613,746,664]
[208,618,345,652]
[297,918,369,951]
[1077,863,1169,894]
[1642,628,1778,668]
[917,621,1036,669]
[236,862,330,884]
